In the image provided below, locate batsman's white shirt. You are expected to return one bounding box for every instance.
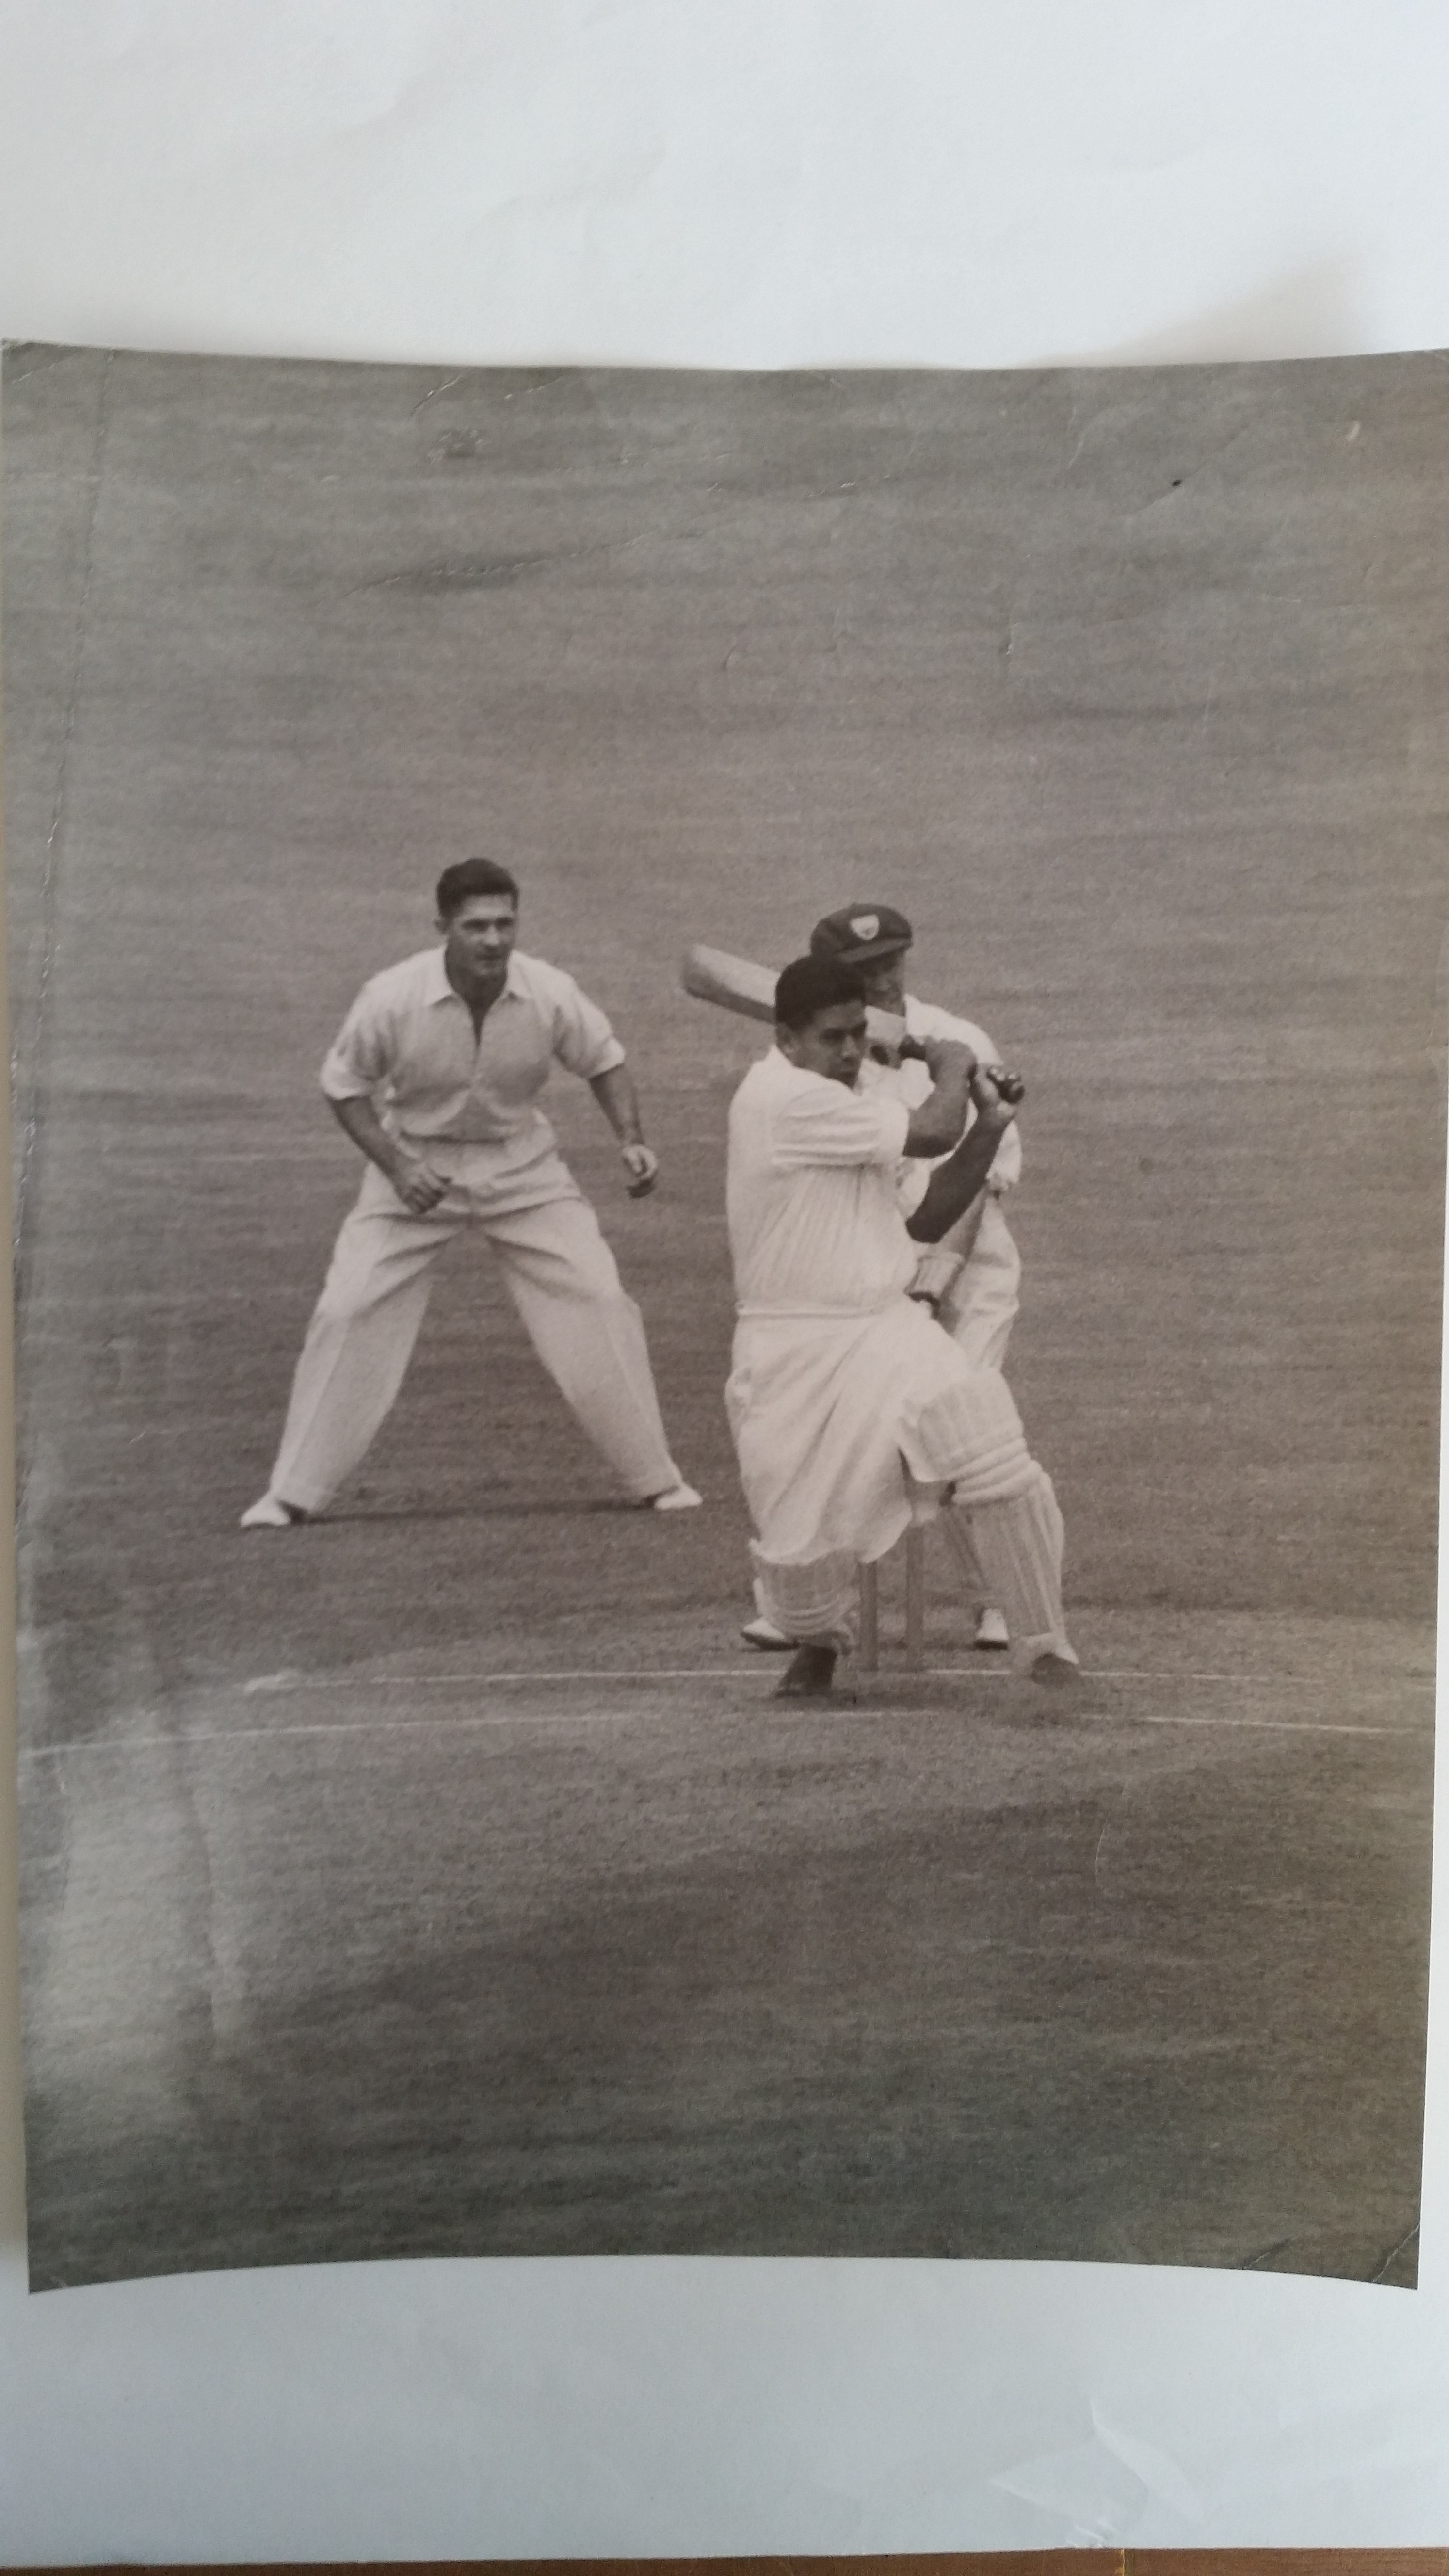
[727,1045,915,1315]
[726,1047,983,1567]
[321,945,625,1199]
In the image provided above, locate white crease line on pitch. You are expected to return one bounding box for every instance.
[1077,1711,1426,1738]
[242,1666,813,1687]
[22,1710,646,1755]
[229,1663,1435,1692]
[1083,1667,1432,1687]
[1080,1667,1433,1688]
[22,1700,1429,1758]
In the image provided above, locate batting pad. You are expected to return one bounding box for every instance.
[900,1356,1035,1500]
[937,1505,988,1600]
[957,1468,1068,1651]
[750,1544,858,1650]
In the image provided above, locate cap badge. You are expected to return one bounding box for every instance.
[850,913,879,942]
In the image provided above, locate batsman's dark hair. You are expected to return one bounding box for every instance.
[774,953,866,1032]
[435,856,520,920]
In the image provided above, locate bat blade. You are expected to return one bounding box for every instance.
[680,943,910,1052]
[679,943,777,1025]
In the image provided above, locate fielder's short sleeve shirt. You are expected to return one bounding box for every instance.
[727,1047,916,1314]
[321,948,627,1159]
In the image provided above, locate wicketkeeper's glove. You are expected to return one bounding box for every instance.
[905,1248,966,1316]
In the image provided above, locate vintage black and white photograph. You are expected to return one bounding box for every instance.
[6,340,1441,2290]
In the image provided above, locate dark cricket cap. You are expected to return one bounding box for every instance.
[809,903,914,964]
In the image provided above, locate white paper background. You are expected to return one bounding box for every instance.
[1,0,1448,2555]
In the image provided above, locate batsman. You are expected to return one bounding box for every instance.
[725,954,1077,1698]
[743,902,1026,1654]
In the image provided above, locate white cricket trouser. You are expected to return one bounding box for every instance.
[269,1153,681,1513]
[937,1192,1021,1607]
[939,1192,1021,1368]
[751,1342,1071,1667]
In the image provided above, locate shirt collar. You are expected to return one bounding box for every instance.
[423,948,454,1004]
[426,945,526,1005]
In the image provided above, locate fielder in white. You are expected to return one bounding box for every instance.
[726,953,1076,1698]
[242,858,700,1527]
[744,901,1022,1651]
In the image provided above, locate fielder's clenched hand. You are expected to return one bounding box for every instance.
[620,1143,660,1198]
[390,1154,451,1215]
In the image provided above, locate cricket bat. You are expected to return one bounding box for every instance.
[680,941,1025,1099]
[680,942,911,1054]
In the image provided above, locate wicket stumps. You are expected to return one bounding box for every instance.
[857,1524,927,1674]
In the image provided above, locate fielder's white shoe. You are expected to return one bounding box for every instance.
[974,1607,1010,1651]
[741,1612,794,1650]
[240,1492,309,1529]
[647,1481,703,1511]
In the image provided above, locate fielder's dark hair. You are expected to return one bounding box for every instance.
[774,953,866,1032]
[435,856,520,920]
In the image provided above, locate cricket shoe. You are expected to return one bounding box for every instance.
[974,1607,1010,1651]
[646,1481,703,1511]
[240,1493,310,1529]
[773,1643,839,1699]
[741,1611,794,1650]
[1029,1648,1081,1690]
[741,1577,793,1649]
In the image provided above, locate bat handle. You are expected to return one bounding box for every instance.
[898,1037,1025,1104]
